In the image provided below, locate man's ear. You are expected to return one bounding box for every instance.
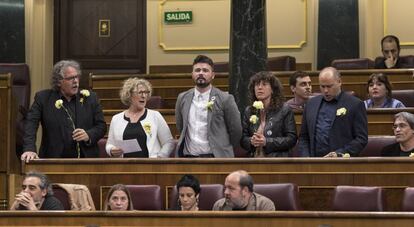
[290,85,296,93]
[41,189,47,197]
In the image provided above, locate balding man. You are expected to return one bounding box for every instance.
[375,35,401,69]
[212,170,275,211]
[298,67,368,157]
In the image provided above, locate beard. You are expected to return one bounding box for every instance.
[195,78,210,88]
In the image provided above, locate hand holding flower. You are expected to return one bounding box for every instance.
[72,128,90,142]
[251,132,266,147]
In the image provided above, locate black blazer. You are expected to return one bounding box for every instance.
[298,92,368,157]
[22,89,106,158]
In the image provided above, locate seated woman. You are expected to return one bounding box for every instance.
[381,112,414,156]
[175,175,200,211]
[106,78,175,157]
[241,71,297,157]
[364,73,405,108]
[104,184,133,211]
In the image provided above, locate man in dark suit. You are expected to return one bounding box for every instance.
[175,55,242,157]
[21,60,106,162]
[298,67,368,157]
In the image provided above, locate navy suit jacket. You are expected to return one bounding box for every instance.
[298,92,368,157]
[22,89,106,158]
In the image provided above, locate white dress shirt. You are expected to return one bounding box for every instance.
[184,88,211,155]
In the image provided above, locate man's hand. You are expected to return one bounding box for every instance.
[20,151,39,163]
[323,151,338,158]
[110,147,124,157]
[73,128,90,142]
[12,192,38,211]
[385,56,397,68]
[250,132,266,147]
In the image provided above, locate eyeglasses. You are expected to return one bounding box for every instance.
[133,90,150,96]
[62,75,80,81]
[392,123,409,130]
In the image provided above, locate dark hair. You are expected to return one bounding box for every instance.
[248,71,284,110]
[366,73,393,99]
[193,55,214,71]
[104,184,134,211]
[25,171,53,195]
[238,173,254,193]
[176,175,201,195]
[394,112,414,130]
[381,35,400,51]
[289,71,309,87]
[51,60,81,91]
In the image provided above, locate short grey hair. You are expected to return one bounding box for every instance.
[51,60,81,90]
[394,112,414,130]
[24,171,53,195]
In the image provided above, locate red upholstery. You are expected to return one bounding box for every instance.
[234,146,249,157]
[402,187,414,211]
[332,186,384,211]
[392,89,414,107]
[146,96,164,109]
[126,185,163,210]
[360,136,395,157]
[52,185,71,210]
[375,55,414,68]
[331,58,374,69]
[98,138,109,158]
[169,184,224,210]
[254,183,301,210]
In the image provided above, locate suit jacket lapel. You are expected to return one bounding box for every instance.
[75,92,81,128]
[310,96,323,132]
[207,87,217,127]
[50,91,66,139]
[182,89,194,129]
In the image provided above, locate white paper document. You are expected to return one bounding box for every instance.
[113,139,141,154]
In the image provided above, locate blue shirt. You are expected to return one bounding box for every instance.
[364,98,405,108]
[314,97,338,157]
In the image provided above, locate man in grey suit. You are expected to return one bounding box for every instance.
[175,55,242,157]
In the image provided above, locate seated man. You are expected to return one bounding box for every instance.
[10,171,63,210]
[381,112,414,156]
[285,71,312,110]
[375,35,401,69]
[213,170,275,211]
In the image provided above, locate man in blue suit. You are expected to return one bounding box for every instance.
[298,67,368,157]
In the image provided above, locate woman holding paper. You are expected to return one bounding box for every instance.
[105,78,174,157]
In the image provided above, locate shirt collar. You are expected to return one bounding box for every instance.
[194,87,212,100]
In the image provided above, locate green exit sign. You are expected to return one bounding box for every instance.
[164,11,193,24]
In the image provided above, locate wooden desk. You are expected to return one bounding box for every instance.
[22,158,414,211]
[0,74,18,209]
[90,69,414,109]
[103,108,414,137]
[1,211,414,227]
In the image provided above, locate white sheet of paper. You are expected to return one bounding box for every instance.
[113,139,141,154]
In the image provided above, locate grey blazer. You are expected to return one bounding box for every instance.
[175,87,242,157]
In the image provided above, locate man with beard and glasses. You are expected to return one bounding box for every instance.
[20,60,106,162]
[175,55,242,157]
[212,170,275,211]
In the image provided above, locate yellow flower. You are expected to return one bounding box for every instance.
[206,101,214,110]
[253,101,264,110]
[336,107,347,116]
[249,115,258,124]
[55,99,63,109]
[143,122,151,136]
[409,153,414,158]
[80,89,90,97]
[342,153,351,158]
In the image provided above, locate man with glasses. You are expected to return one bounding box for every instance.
[21,60,106,162]
[381,112,414,156]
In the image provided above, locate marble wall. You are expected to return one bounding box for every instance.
[317,0,359,69]
[0,0,25,63]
